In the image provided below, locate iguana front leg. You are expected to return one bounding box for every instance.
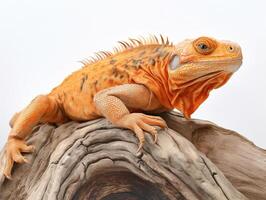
[94,84,168,151]
[3,95,66,179]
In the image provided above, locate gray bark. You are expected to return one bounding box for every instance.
[0,111,265,200]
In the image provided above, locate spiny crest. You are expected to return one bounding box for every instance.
[80,34,173,66]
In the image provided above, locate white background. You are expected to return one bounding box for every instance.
[0,0,265,149]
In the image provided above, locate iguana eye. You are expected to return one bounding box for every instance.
[193,37,217,55]
[198,43,208,50]
[196,42,212,54]
[169,54,181,70]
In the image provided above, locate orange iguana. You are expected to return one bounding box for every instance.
[2,35,242,179]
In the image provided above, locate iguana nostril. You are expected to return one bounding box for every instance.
[228,46,234,52]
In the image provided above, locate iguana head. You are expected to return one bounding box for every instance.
[167,36,242,118]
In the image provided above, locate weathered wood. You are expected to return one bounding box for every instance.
[0,111,265,200]
[161,112,266,200]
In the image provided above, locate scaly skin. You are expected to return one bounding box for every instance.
[3,35,242,179]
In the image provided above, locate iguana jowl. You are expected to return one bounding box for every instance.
[3,35,243,179]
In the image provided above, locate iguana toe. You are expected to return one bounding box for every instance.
[3,138,33,179]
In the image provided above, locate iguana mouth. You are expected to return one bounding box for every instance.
[194,58,242,65]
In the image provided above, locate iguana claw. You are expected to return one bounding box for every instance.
[3,138,35,179]
[115,113,167,152]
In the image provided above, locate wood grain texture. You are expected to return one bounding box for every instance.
[0,111,265,200]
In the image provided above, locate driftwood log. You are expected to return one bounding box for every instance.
[0,111,265,200]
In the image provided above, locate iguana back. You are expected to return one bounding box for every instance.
[49,40,175,121]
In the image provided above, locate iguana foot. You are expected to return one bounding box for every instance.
[115,113,167,152]
[3,138,35,179]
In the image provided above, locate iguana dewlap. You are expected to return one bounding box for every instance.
[3,35,242,179]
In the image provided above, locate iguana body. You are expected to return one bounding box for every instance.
[48,43,174,121]
[3,35,242,179]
